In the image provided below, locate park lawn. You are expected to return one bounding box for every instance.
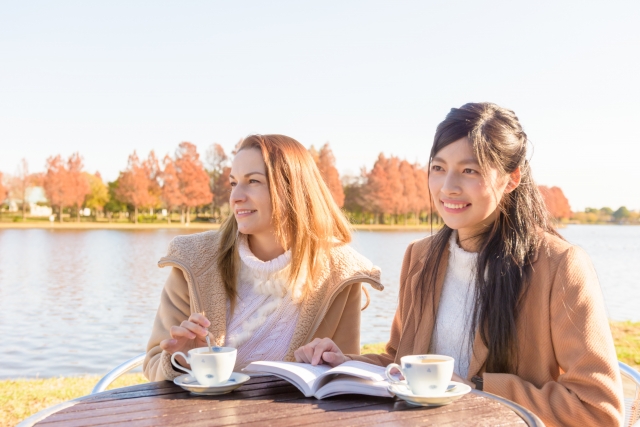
[3,321,639,427]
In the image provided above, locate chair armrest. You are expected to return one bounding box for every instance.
[91,352,147,394]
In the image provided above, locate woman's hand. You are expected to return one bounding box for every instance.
[160,312,211,367]
[294,337,347,367]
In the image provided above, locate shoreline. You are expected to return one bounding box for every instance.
[0,222,439,232]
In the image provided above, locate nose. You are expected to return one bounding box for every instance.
[230,183,247,205]
[441,171,462,196]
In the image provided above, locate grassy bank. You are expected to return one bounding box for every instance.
[3,321,639,426]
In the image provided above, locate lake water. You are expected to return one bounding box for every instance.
[0,225,638,379]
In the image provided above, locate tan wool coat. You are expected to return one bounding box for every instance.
[350,232,624,427]
[144,231,383,382]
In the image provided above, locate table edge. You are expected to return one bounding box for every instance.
[471,389,545,427]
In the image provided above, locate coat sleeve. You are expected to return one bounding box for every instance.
[483,246,624,427]
[311,282,362,355]
[143,267,192,382]
[348,241,416,367]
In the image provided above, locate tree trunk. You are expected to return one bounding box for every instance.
[134,206,138,224]
[180,207,185,224]
[76,204,80,222]
[22,200,26,220]
[59,205,63,223]
[167,207,171,224]
[186,207,191,226]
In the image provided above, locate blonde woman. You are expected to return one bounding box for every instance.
[144,134,382,381]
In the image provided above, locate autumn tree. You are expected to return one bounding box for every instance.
[44,155,68,222]
[399,160,417,224]
[539,186,571,220]
[12,159,30,219]
[363,154,392,224]
[84,172,110,217]
[0,172,7,206]
[161,155,183,224]
[315,143,345,207]
[143,151,162,212]
[175,142,213,225]
[414,165,431,222]
[116,151,156,223]
[384,157,403,223]
[65,153,91,222]
[206,143,231,218]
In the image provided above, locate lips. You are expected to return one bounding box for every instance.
[235,209,257,217]
[440,200,471,213]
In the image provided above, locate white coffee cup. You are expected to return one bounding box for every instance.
[385,354,454,396]
[171,347,237,387]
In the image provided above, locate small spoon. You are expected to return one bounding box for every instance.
[205,334,214,353]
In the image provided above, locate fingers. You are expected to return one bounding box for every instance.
[321,352,347,367]
[189,312,211,329]
[293,338,344,366]
[160,337,179,353]
[173,320,208,340]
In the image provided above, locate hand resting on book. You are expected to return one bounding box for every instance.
[294,337,348,367]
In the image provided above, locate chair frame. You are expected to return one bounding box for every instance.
[91,352,146,394]
[619,361,640,427]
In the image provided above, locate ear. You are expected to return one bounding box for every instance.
[505,167,521,193]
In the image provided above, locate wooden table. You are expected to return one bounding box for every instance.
[25,376,543,426]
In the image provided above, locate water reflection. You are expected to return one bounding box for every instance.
[0,225,638,378]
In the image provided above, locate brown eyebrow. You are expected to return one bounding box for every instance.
[229,172,266,179]
[432,156,480,166]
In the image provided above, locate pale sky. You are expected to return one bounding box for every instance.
[1,1,639,211]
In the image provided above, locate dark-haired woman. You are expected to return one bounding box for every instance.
[295,103,623,427]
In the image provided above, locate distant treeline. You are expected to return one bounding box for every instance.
[0,143,576,224]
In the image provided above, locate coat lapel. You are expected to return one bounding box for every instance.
[402,243,450,357]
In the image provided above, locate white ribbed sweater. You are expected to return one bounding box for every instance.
[429,231,478,378]
[224,236,302,370]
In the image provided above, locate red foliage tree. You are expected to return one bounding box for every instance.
[363,154,392,223]
[44,155,68,222]
[12,159,30,220]
[399,160,417,224]
[161,155,183,224]
[414,165,431,220]
[316,143,345,208]
[0,172,7,205]
[143,151,162,211]
[206,143,231,217]
[175,142,213,225]
[116,151,156,223]
[385,157,403,222]
[66,153,91,222]
[539,185,571,220]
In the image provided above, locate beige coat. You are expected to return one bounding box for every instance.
[351,232,623,427]
[144,230,383,382]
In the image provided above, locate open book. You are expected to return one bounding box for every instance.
[242,360,393,399]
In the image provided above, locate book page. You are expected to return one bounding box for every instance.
[319,360,388,382]
[314,376,392,400]
[243,361,332,396]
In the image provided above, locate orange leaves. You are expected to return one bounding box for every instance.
[0,171,6,204]
[314,144,344,207]
[175,142,213,208]
[538,186,571,220]
[43,153,91,221]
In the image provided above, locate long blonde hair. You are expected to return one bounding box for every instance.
[217,134,352,310]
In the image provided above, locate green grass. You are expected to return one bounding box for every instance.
[3,322,639,427]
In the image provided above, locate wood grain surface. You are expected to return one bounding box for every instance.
[34,376,526,426]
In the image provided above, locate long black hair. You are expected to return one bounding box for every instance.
[421,102,562,374]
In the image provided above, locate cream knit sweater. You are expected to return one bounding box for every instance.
[225,236,302,370]
[429,231,477,378]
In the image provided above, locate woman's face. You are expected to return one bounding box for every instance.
[429,137,516,245]
[229,148,274,237]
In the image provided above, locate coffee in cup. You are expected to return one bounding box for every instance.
[385,354,454,396]
[171,347,237,387]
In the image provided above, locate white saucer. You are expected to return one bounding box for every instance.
[174,372,250,395]
[388,381,471,407]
